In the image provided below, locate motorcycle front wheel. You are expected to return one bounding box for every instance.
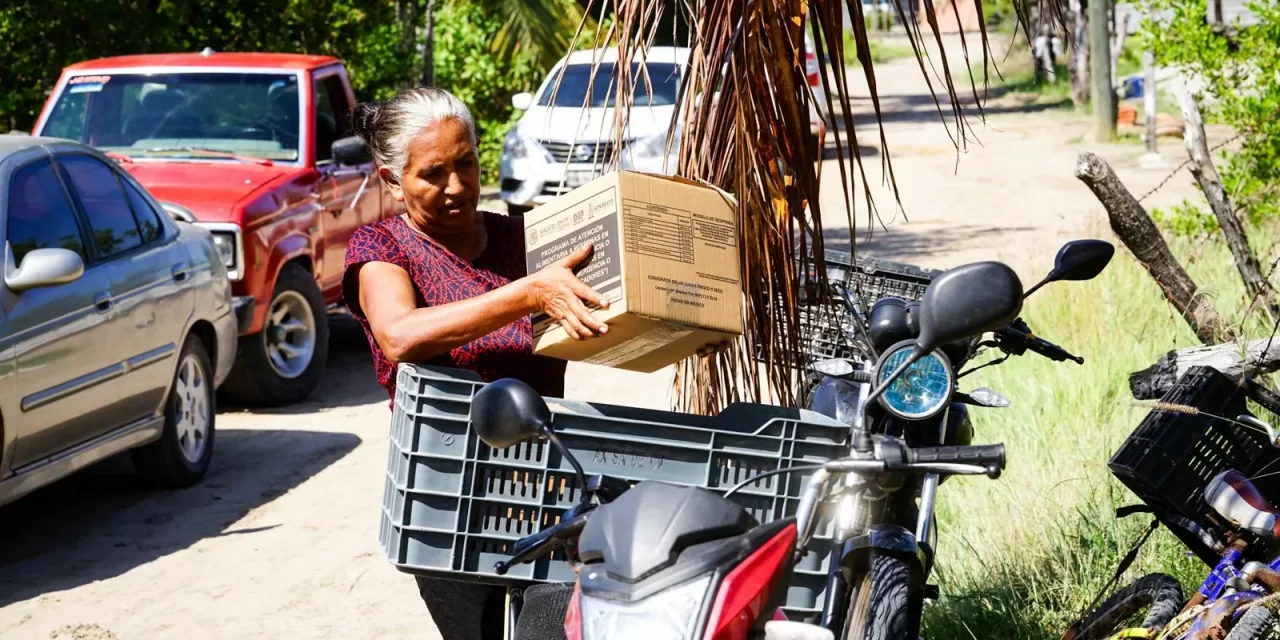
[842,551,924,640]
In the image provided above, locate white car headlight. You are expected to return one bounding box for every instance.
[503,130,531,160]
[632,132,676,159]
[211,232,236,269]
[195,222,243,281]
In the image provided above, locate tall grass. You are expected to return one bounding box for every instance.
[921,228,1280,639]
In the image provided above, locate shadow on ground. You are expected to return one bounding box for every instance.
[218,312,387,415]
[823,86,1073,129]
[0,426,360,607]
[822,223,1038,260]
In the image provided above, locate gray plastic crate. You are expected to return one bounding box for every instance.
[380,364,848,616]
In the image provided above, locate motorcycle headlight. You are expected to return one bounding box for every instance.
[874,341,954,420]
[577,575,711,640]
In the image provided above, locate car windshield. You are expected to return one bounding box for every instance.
[39,72,302,161]
[537,62,683,109]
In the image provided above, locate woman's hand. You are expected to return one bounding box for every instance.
[525,243,610,340]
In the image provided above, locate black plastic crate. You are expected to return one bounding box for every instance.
[759,251,942,366]
[380,365,846,616]
[1108,366,1280,564]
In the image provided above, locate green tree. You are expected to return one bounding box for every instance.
[1138,0,1280,225]
[432,0,542,183]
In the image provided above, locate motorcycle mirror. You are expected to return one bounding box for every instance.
[962,387,1011,408]
[866,261,1023,405]
[813,358,855,377]
[915,261,1024,355]
[472,378,552,448]
[1023,239,1115,298]
[472,378,590,500]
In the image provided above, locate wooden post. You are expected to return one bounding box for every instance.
[1070,0,1090,107]
[1144,50,1157,154]
[1075,152,1226,342]
[1110,13,1130,93]
[1175,86,1280,320]
[1089,0,1115,140]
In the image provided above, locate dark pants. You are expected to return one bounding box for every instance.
[416,576,507,640]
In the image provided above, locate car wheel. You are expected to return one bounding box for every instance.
[132,334,216,487]
[506,203,532,217]
[222,262,330,407]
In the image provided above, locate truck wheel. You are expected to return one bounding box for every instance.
[222,262,329,406]
[133,334,216,487]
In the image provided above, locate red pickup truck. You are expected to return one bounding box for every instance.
[32,50,395,406]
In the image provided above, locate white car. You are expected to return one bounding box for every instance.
[498,46,689,216]
[499,41,827,217]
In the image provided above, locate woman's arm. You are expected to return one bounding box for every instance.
[359,243,609,364]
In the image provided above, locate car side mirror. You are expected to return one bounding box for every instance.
[331,135,372,167]
[511,92,534,111]
[3,244,84,292]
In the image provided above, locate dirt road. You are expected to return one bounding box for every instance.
[0,34,1207,640]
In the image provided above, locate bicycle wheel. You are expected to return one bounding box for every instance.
[1068,573,1185,640]
[1225,606,1277,640]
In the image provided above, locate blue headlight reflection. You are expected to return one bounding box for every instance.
[877,348,953,419]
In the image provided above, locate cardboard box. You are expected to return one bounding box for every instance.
[523,170,743,372]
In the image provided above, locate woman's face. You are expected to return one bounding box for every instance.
[384,117,481,237]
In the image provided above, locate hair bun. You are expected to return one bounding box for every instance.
[351,100,384,144]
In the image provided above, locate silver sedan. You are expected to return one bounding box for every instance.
[0,135,236,507]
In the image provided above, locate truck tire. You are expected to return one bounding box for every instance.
[222,262,329,406]
[133,334,216,487]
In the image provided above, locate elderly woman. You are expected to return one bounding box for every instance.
[342,87,605,639]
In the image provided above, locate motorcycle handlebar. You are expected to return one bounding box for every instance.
[907,444,1006,469]
[997,322,1083,365]
[494,507,591,575]
[1025,335,1083,364]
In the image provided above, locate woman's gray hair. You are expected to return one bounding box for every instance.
[351,87,478,182]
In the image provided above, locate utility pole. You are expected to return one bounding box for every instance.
[1089,0,1115,141]
[420,0,437,87]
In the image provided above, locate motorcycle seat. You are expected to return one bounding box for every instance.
[1205,469,1280,539]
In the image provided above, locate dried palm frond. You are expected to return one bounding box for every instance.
[557,0,1061,414]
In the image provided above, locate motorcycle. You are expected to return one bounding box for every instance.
[791,239,1114,638]
[474,240,1112,640]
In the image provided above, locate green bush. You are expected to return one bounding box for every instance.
[1151,199,1220,238]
